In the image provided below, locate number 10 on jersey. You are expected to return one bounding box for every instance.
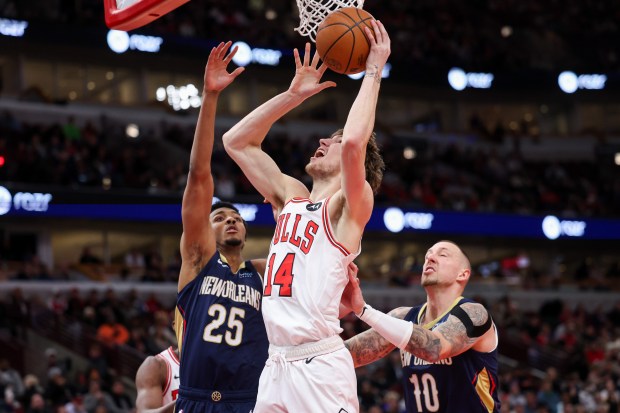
[264,253,296,297]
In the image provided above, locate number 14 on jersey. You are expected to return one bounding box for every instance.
[264,253,296,297]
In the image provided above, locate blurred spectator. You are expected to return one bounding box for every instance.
[62,117,80,142]
[79,248,101,265]
[64,394,86,413]
[123,249,145,270]
[6,288,30,339]
[44,369,73,409]
[27,393,50,413]
[148,311,176,353]
[0,359,24,400]
[95,313,129,348]
[108,380,131,413]
[85,345,110,387]
[83,381,117,413]
[21,375,44,412]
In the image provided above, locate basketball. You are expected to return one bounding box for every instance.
[316,7,375,75]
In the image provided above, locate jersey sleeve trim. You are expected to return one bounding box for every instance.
[156,354,171,395]
[321,196,351,256]
[167,346,180,365]
[289,197,312,203]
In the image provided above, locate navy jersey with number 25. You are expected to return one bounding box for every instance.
[176,251,268,405]
[401,298,501,413]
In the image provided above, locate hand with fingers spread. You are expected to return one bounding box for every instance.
[363,20,391,76]
[204,41,245,94]
[288,42,336,99]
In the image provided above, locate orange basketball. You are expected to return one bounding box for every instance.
[316,7,375,75]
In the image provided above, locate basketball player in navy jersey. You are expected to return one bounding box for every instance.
[223,21,390,413]
[135,346,180,413]
[343,240,501,413]
[174,41,269,413]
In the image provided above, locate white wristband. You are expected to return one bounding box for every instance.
[356,305,414,350]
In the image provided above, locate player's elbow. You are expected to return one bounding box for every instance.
[223,131,251,162]
[222,131,238,152]
[341,136,365,160]
[186,166,212,183]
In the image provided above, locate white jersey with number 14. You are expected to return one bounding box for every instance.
[263,197,359,346]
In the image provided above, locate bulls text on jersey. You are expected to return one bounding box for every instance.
[272,213,319,254]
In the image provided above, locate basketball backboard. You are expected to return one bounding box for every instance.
[104,0,191,31]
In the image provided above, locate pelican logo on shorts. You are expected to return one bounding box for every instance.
[306,202,322,212]
[211,391,222,402]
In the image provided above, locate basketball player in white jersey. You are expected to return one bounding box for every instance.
[223,20,390,413]
[135,346,180,413]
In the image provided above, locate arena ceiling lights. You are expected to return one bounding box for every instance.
[557,71,607,93]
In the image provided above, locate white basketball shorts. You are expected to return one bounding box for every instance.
[253,335,358,413]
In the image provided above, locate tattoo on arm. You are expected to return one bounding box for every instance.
[405,303,488,361]
[346,329,395,367]
[436,316,476,355]
[441,303,489,354]
[404,328,442,362]
[345,307,410,367]
[364,65,381,83]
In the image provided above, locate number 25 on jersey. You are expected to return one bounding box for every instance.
[264,253,295,297]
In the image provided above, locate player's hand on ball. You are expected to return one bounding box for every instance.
[288,43,336,99]
[364,20,391,72]
[204,41,245,93]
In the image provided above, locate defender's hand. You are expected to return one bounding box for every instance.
[204,41,245,93]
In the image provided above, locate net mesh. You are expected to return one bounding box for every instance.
[295,0,365,42]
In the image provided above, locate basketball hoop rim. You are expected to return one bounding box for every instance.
[104,0,191,31]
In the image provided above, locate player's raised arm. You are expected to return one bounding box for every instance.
[135,356,175,413]
[179,41,244,292]
[223,43,336,208]
[339,20,390,224]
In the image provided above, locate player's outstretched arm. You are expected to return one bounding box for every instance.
[343,269,494,362]
[135,356,175,413]
[357,301,494,363]
[339,20,390,224]
[223,43,335,208]
[179,41,244,292]
[345,328,395,368]
[402,302,494,361]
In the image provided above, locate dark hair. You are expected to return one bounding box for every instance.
[211,201,240,214]
[332,129,385,194]
[210,201,247,231]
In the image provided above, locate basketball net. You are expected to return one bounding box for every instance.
[295,0,365,42]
